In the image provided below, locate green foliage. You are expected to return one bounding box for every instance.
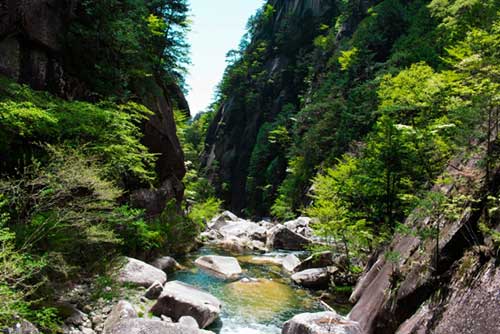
[305,156,380,263]
[0,76,156,184]
[1,147,125,273]
[187,197,222,228]
[67,0,190,97]
[0,195,58,330]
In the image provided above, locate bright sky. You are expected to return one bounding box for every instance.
[186,0,265,115]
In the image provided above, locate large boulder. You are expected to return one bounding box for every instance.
[104,318,214,334]
[284,217,314,239]
[282,311,362,334]
[103,301,138,334]
[150,281,222,328]
[291,268,332,289]
[267,225,312,251]
[194,255,242,280]
[118,257,167,288]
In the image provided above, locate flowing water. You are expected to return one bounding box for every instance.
[171,247,336,334]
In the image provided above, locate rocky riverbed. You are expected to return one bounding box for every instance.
[6,212,358,334]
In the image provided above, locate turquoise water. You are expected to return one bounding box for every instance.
[171,247,324,334]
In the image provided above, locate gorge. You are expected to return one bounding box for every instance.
[0,0,499,334]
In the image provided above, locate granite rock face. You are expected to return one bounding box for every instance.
[0,1,187,213]
[348,148,500,334]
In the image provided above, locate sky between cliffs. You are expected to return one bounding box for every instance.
[186,0,265,115]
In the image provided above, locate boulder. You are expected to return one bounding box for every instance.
[103,301,138,334]
[150,281,222,328]
[282,254,301,272]
[104,318,214,334]
[267,225,312,251]
[291,268,332,289]
[5,320,39,334]
[218,236,250,253]
[178,316,199,329]
[208,211,238,230]
[145,281,164,300]
[284,217,314,238]
[150,256,181,272]
[282,311,362,334]
[118,257,167,288]
[294,251,335,272]
[195,255,242,280]
[247,256,285,266]
[219,220,267,241]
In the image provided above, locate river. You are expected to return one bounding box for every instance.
[171,247,350,334]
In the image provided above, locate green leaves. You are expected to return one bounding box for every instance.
[0,77,156,183]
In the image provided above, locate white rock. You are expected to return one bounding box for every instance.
[118,257,167,287]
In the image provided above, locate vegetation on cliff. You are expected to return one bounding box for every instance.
[0,0,194,329]
[205,0,499,263]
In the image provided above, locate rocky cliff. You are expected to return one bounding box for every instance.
[0,0,186,214]
[203,0,385,216]
[204,0,338,215]
[348,141,500,334]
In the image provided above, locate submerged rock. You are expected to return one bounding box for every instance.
[150,281,222,328]
[194,255,243,280]
[224,279,295,322]
[282,311,361,334]
[118,257,167,288]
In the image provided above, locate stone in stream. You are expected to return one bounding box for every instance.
[267,225,312,251]
[150,281,222,329]
[118,257,167,288]
[282,254,301,272]
[291,267,334,289]
[282,311,362,334]
[194,255,242,280]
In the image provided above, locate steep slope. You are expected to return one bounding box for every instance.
[204,0,341,215]
[0,0,187,213]
[204,0,436,217]
[348,140,500,334]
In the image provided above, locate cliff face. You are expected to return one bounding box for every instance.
[0,0,186,214]
[204,0,338,215]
